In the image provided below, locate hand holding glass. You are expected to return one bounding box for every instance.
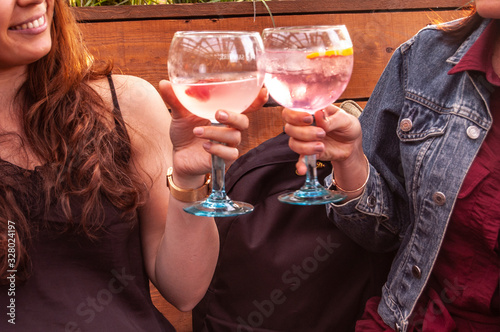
[168,31,265,216]
[263,25,354,205]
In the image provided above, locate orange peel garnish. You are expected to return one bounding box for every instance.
[306,47,354,59]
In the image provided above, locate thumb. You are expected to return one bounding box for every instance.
[158,79,191,120]
[313,105,342,131]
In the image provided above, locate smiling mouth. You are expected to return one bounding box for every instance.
[10,16,46,31]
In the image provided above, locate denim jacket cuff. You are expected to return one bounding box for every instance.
[327,165,390,220]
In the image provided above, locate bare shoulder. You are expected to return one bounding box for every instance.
[101,75,170,138]
[108,74,171,127]
[91,75,172,170]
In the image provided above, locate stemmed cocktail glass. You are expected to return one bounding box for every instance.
[262,25,353,205]
[168,31,265,216]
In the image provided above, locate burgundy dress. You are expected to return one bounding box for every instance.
[0,76,175,331]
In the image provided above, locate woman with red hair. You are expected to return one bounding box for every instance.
[0,0,265,330]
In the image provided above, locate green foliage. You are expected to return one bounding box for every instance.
[68,0,275,27]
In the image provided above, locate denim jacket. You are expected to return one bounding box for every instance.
[326,19,494,331]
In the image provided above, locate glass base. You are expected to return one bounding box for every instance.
[183,197,254,217]
[278,186,346,205]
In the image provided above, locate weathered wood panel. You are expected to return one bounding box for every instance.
[72,0,466,21]
[78,9,460,156]
[78,11,460,100]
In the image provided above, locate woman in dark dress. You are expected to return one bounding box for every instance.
[0,0,265,330]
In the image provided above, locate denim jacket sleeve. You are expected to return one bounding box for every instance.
[327,45,411,253]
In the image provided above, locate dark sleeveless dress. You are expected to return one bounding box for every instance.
[0,76,175,331]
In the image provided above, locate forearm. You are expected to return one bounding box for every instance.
[153,196,219,311]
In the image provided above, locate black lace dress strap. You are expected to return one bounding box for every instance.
[107,74,129,135]
[107,74,132,161]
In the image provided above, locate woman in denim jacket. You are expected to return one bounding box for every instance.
[283,1,499,331]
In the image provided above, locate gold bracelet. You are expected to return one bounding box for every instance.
[332,155,370,193]
[166,167,211,202]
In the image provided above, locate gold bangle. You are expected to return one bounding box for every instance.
[332,155,370,193]
[166,167,211,202]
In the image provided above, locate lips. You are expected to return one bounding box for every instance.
[9,15,46,31]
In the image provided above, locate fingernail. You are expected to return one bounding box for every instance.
[193,127,204,135]
[317,130,326,138]
[314,143,324,153]
[303,115,314,124]
[217,111,229,121]
[203,141,212,150]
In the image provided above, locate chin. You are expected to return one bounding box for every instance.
[30,43,53,63]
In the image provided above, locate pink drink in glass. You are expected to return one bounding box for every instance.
[264,50,353,113]
[172,76,262,123]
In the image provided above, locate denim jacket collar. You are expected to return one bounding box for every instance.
[447,19,492,65]
[450,19,495,120]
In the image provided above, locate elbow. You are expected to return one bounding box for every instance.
[171,296,202,312]
[169,289,206,312]
[175,302,197,313]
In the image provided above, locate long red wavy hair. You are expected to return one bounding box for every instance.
[0,0,146,283]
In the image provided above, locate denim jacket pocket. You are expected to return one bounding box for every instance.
[396,99,450,142]
[395,99,451,219]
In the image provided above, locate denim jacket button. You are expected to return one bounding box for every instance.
[466,125,480,139]
[412,265,422,279]
[367,195,377,208]
[400,118,413,132]
[432,192,446,206]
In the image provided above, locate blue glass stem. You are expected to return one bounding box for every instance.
[208,151,228,201]
[277,114,346,205]
[183,140,253,216]
[303,154,320,190]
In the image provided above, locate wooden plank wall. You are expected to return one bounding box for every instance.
[74,0,466,155]
[73,1,466,331]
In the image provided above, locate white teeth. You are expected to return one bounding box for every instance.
[11,16,45,31]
